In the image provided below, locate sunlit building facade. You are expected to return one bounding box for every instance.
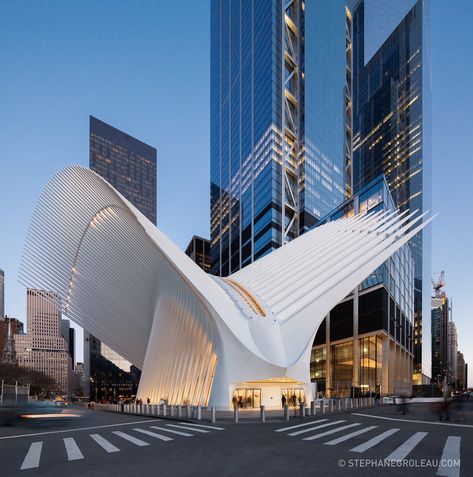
[14,289,72,395]
[210,0,352,275]
[352,0,432,382]
[310,175,414,397]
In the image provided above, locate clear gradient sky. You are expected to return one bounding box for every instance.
[1,1,472,384]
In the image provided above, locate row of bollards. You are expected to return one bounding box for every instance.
[102,396,377,424]
[118,403,206,420]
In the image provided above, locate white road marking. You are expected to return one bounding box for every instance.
[0,419,160,440]
[90,434,120,453]
[385,432,428,461]
[275,419,329,432]
[20,442,42,470]
[150,426,193,437]
[436,436,461,477]
[352,413,473,429]
[166,424,209,433]
[63,437,84,461]
[175,422,225,431]
[324,426,378,445]
[289,420,346,437]
[133,428,173,441]
[303,423,361,441]
[112,431,149,446]
[350,428,400,453]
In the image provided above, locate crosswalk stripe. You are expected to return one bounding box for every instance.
[133,428,173,441]
[436,436,461,477]
[289,420,346,437]
[150,426,193,437]
[350,428,400,453]
[175,422,225,431]
[275,419,329,432]
[166,424,209,433]
[324,426,378,446]
[385,432,428,461]
[303,423,361,441]
[90,434,120,453]
[63,437,84,461]
[112,430,150,446]
[20,442,42,470]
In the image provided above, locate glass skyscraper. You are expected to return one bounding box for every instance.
[86,116,157,401]
[210,0,351,276]
[90,116,157,225]
[352,0,432,382]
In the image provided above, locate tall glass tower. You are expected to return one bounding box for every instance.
[210,0,352,276]
[352,0,432,382]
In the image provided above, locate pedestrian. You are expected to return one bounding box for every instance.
[282,394,287,407]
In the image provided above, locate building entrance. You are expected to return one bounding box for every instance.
[232,388,261,408]
[282,388,304,407]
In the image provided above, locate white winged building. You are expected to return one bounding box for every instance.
[20,167,434,409]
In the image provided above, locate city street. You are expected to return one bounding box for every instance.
[0,402,472,476]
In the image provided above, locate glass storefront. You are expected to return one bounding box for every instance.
[359,336,382,395]
[282,388,305,407]
[232,388,261,409]
[331,341,353,397]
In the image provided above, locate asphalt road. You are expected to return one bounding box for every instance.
[0,401,472,477]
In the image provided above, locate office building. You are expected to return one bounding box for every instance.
[89,116,157,224]
[457,351,466,391]
[210,0,352,276]
[61,319,75,368]
[0,269,4,318]
[431,294,449,384]
[310,175,415,397]
[19,166,432,407]
[352,0,432,383]
[87,116,157,400]
[13,289,72,395]
[185,236,211,272]
[447,321,458,387]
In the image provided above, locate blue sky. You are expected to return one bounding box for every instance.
[0,1,472,384]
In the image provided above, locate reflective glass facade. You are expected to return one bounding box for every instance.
[302,0,348,229]
[90,116,157,225]
[185,236,211,273]
[352,0,432,380]
[210,0,351,275]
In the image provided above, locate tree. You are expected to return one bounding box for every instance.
[0,363,56,398]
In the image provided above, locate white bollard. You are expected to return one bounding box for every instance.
[299,402,304,417]
[163,404,167,416]
[177,405,182,418]
[260,405,266,423]
[197,405,202,420]
[321,400,326,414]
[284,405,289,421]
[186,405,191,419]
[211,406,216,423]
[329,400,334,413]
[337,400,341,412]
[234,406,239,423]
[310,401,315,416]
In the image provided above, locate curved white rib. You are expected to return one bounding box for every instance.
[20,166,435,408]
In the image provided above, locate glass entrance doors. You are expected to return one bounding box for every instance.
[282,388,304,407]
[232,388,261,409]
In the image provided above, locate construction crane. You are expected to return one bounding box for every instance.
[432,271,445,298]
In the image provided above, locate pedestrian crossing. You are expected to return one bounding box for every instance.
[275,418,462,477]
[18,421,225,471]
